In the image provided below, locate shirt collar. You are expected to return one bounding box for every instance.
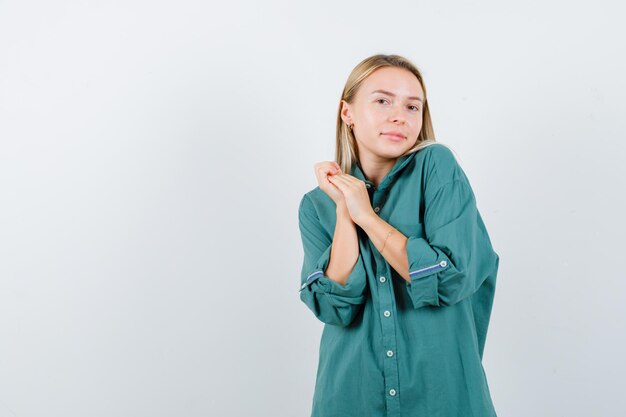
[350,151,416,191]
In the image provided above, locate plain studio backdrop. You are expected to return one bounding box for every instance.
[1,1,625,416]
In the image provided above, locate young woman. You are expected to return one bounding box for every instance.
[297,54,500,417]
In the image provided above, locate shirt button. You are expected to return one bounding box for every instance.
[379,276,386,283]
[366,183,371,188]
[387,350,394,357]
[389,389,396,396]
[374,206,380,213]
[440,260,447,267]
[383,310,391,317]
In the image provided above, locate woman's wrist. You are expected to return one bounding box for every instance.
[336,201,352,222]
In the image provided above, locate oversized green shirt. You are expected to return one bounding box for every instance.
[297,143,500,417]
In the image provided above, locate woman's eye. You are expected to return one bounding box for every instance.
[376,98,389,104]
[409,105,420,111]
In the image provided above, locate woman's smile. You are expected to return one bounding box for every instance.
[382,132,407,142]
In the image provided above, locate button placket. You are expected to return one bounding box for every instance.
[375,259,401,415]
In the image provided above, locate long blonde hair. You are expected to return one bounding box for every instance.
[336,54,439,174]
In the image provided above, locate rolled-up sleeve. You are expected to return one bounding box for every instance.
[405,176,499,309]
[298,193,368,327]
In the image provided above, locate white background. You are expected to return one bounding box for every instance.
[1,1,625,416]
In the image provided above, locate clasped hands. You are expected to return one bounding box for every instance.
[314,161,377,228]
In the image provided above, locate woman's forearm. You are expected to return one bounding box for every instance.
[324,202,360,286]
[360,215,411,283]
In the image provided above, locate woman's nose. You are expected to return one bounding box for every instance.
[389,105,406,124]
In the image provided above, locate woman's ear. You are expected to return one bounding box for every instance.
[340,100,353,126]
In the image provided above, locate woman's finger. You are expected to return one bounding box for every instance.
[329,174,362,191]
[327,174,347,189]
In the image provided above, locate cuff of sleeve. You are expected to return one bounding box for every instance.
[299,244,367,300]
[405,236,450,308]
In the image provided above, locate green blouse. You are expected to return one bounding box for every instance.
[297,143,500,417]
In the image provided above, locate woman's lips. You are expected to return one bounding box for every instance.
[382,133,406,142]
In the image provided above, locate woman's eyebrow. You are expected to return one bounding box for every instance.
[370,89,423,102]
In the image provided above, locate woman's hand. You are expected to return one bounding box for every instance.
[327,173,377,227]
[314,161,345,207]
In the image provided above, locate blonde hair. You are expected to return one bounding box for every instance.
[335,54,440,174]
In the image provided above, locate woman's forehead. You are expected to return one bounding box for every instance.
[359,67,424,100]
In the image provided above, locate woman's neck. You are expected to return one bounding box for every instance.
[358,155,398,188]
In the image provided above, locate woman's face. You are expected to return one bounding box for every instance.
[341,66,424,160]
